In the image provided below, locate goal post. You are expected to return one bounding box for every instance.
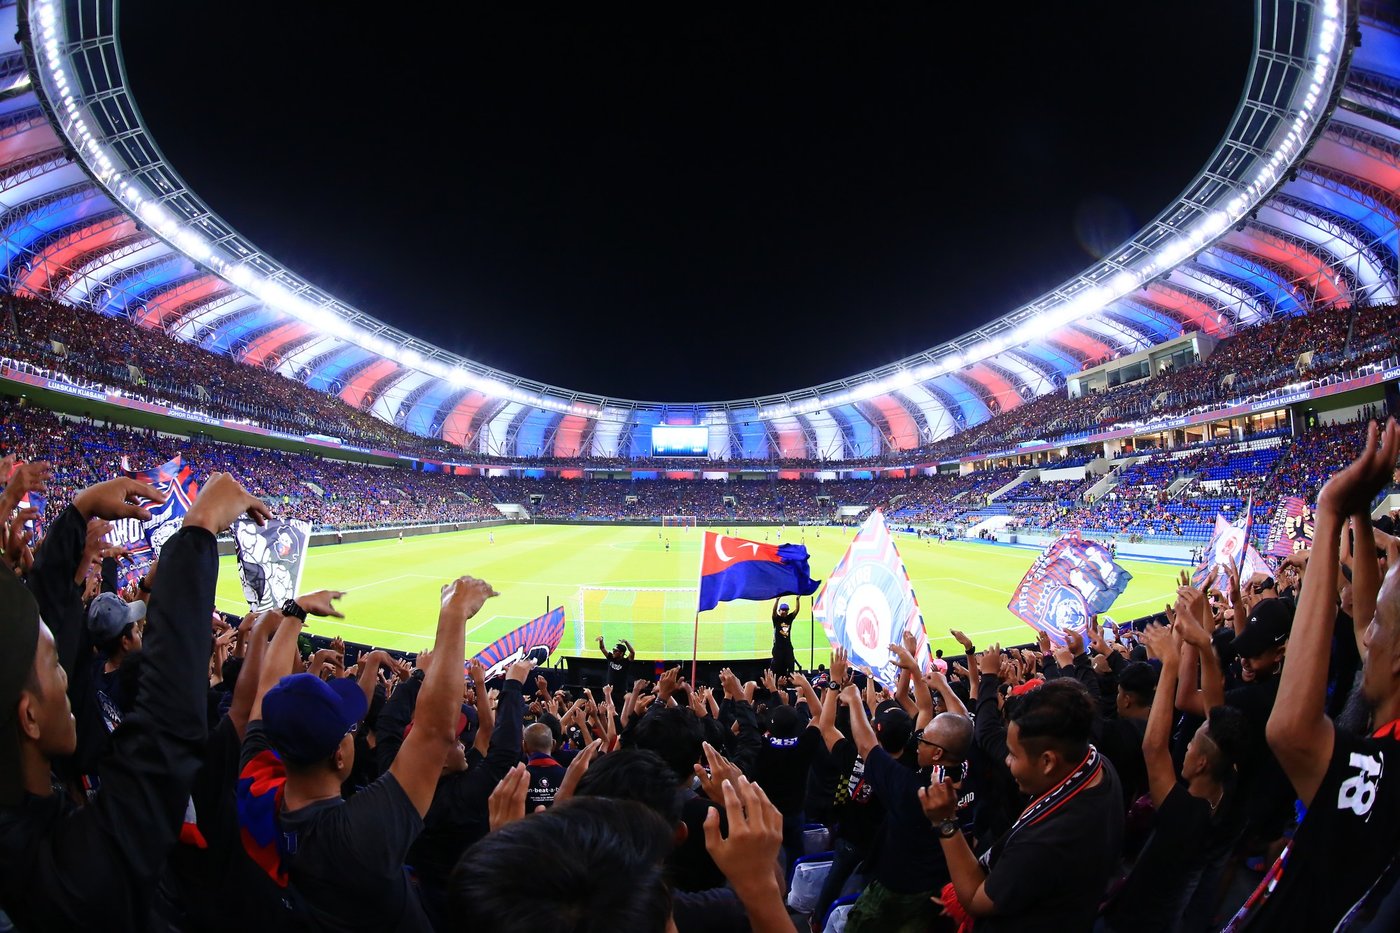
[574,585,815,661]
[661,515,697,529]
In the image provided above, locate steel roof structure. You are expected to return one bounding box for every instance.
[1,0,1396,461]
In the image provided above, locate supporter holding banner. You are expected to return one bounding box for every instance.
[1008,532,1132,646]
[468,606,566,680]
[234,518,312,612]
[814,509,930,686]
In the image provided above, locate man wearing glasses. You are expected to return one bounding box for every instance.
[836,684,973,933]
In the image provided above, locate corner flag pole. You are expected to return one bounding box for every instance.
[809,602,815,672]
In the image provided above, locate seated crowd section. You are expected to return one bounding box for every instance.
[1,395,1388,542]
[5,288,1400,933]
[2,293,1397,470]
[3,392,1400,931]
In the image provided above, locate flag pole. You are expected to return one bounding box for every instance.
[808,602,815,672]
[691,610,701,686]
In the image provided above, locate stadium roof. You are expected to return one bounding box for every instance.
[1,0,1397,460]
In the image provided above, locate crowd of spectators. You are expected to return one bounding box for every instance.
[4,292,1398,474]
[3,408,1400,931]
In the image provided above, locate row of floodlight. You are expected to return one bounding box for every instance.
[28,0,1340,424]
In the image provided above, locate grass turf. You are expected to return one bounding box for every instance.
[214,524,1184,664]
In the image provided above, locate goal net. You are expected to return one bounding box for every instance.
[661,515,697,528]
[574,586,816,661]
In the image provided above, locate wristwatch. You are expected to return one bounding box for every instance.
[938,819,960,839]
[280,598,307,621]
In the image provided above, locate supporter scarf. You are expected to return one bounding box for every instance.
[940,746,1103,931]
[236,749,290,887]
[981,745,1103,873]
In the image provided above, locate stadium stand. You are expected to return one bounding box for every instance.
[5,3,1400,933]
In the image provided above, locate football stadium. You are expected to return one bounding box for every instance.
[3,2,1400,931]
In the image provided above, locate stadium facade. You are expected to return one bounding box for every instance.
[0,0,1397,468]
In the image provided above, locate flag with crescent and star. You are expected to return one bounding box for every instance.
[696,532,820,612]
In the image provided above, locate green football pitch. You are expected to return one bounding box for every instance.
[214,524,1185,664]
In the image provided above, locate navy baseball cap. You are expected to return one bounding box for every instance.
[262,673,368,765]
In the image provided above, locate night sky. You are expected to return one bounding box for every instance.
[117,3,1253,401]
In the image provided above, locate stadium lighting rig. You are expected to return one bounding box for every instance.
[27,0,1344,427]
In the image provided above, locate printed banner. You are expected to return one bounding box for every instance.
[234,518,312,612]
[813,510,929,688]
[1266,496,1314,558]
[469,607,567,681]
[1008,533,1133,646]
[105,454,200,588]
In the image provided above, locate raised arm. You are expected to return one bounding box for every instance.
[229,610,278,739]
[1351,514,1381,657]
[1268,419,1398,806]
[925,669,969,719]
[391,575,499,817]
[839,684,878,760]
[622,638,635,661]
[817,685,844,752]
[1140,623,1184,808]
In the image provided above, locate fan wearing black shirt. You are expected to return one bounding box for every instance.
[836,682,973,933]
[771,598,799,676]
[597,635,634,697]
[925,677,1123,933]
[240,573,500,932]
[1099,622,1247,933]
[1230,419,1400,930]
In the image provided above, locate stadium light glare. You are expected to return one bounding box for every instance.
[1108,271,1138,296]
[448,368,471,387]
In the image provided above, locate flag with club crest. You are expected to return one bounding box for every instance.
[813,510,929,688]
[105,454,200,588]
[1008,532,1133,647]
[468,606,567,681]
[1192,502,1254,589]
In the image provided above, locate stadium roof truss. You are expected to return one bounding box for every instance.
[0,0,1397,461]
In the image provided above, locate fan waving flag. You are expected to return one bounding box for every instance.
[696,532,820,612]
[469,607,567,681]
[813,510,929,688]
[1192,511,1251,588]
[1008,533,1132,647]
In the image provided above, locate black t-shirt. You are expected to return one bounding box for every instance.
[861,746,949,894]
[158,717,296,931]
[978,759,1124,933]
[1240,727,1400,930]
[1225,676,1295,839]
[526,753,567,809]
[1101,781,1244,933]
[240,722,431,932]
[772,613,795,654]
[755,727,820,815]
[1094,715,1148,811]
[827,738,884,852]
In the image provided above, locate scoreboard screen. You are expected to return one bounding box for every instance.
[651,425,708,457]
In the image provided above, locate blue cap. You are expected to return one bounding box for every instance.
[262,673,368,764]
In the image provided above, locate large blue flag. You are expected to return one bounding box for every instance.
[696,532,820,612]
